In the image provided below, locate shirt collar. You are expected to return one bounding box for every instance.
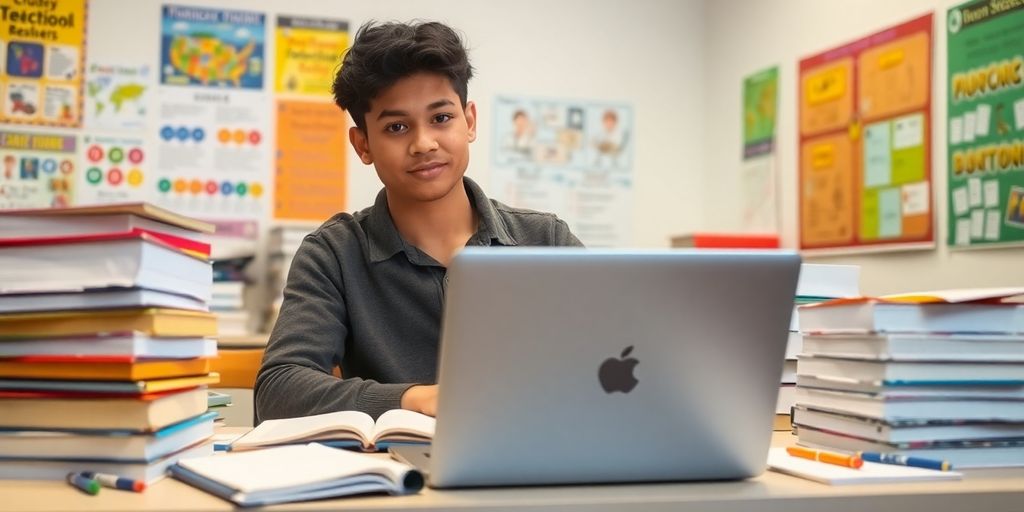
[365,177,517,264]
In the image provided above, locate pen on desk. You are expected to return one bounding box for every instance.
[80,471,146,492]
[786,446,863,469]
[66,472,100,495]
[857,452,953,471]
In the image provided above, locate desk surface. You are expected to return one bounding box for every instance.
[3,432,1022,512]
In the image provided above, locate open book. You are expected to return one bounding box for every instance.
[170,443,424,506]
[231,409,435,452]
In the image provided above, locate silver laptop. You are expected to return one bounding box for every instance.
[393,248,800,488]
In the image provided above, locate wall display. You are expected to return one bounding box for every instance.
[0,0,87,127]
[798,14,934,252]
[0,130,76,208]
[77,134,147,204]
[274,100,346,221]
[274,16,347,97]
[160,5,265,90]
[152,88,269,219]
[84,63,150,132]
[491,96,634,247]
[947,0,1024,248]
[741,66,779,233]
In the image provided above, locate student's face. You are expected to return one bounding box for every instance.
[349,72,477,204]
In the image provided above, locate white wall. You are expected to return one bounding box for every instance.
[88,0,705,248]
[702,0,1024,295]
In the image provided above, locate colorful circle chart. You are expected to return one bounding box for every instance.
[161,126,205,143]
[156,178,265,199]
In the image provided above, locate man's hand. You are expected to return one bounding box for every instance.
[400,384,438,416]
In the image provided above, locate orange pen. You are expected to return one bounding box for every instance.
[786,446,863,469]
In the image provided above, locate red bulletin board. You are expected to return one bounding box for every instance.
[798,14,934,252]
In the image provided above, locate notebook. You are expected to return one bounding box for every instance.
[169,443,424,506]
[766,447,962,485]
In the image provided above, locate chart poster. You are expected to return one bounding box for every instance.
[84,63,150,132]
[274,100,346,221]
[743,66,779,159]
[491,95,633,247]
[0,0,87,127]
[152,88,269,219]
[798,14,934,252]
[274,16,347,97]
[741,66,780,233]
[77,134,147,204]
[947,0,1024,248]
[160,5,265,90]
[0,130,76,208]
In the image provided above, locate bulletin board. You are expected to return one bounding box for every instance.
[946,0,1024,249]
[798,14,934,252]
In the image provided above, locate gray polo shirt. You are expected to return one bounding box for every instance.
[255,177,583,422]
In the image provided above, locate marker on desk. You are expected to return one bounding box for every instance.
[858,452,953,472]
[80,472,146,492]
[66,472,100,495]
[786,446,863,469]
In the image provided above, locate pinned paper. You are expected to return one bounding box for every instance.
[1015,98,1024,131]
[902,181,929,215]
[968,177,982,207]
[971,209,984,240]
[985,209,1001,241]
[952,186,969,216]
[893,114,923,149]
[955,218,971,246]
[984,180,999,209]
[950,116,963,145]
[963,112,976,143]
[864,122,891,187]
[976,104,991,137]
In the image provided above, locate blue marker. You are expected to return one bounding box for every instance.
[858,452,953,471]
[66,472,100,495]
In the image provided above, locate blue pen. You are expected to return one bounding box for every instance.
[66,472,100,495]
[80,472,146,492]
[858,452,953,471]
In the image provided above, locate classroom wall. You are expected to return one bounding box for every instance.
[701,0,1024,295]
[84,0,706,248]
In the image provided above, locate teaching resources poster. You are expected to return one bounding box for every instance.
[160,5,265,90]
[84,63,150,132]
[274,16,348,97]
[274,100,346,221]
[491,96,633,247]
[0,130,76,208]
[0,0,87,127]
[798,14,934,252]
[741,66,780,233]
[947,0,1024,248]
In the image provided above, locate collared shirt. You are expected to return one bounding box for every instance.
[255,178,583,421]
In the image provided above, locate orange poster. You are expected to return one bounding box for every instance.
[798,14,933,251]
[273,100,347,221]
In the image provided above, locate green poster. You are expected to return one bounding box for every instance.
[743,66,778,159]
[947,0,1024,248]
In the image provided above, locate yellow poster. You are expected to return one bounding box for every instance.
[275,16,348,97]
[0,0,87,127]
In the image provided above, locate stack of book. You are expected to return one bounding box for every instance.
[0,203,221,482]
[776,264,860,430]
[264,224,319,332]
[792,288,1024,467]
[211,255,255,337]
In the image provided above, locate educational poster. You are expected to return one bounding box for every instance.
[947,0,1024,248]
[491,96,633,247]
[274,16,348,97]
[77,134,147,204]
[274,100,346,221]
[160,5,265,90]
[84,63,150,132]
[741,66,780,233]
[152,88,269,219]
[798,14,934,252]
[0,130,76,208]
[0,0,87,127]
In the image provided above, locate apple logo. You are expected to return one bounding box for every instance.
[598,346,639,393]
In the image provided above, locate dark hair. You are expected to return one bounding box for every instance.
[332,21,474,130]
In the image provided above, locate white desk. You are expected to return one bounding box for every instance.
[2,432,1022,512]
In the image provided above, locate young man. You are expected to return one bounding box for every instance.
[255,21,583,422]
